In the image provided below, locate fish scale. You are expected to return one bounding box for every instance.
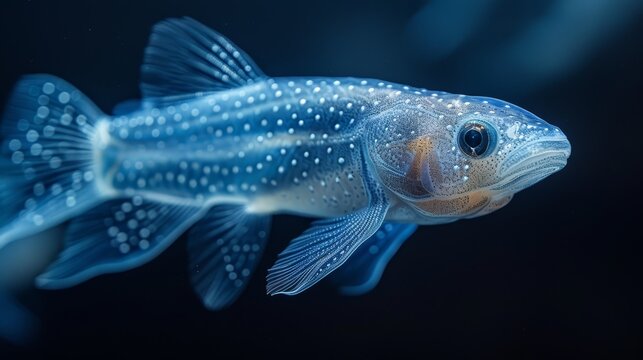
[101,77,405,216]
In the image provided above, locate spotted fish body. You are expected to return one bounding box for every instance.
[0,17,570,332]
[102,78,378,219]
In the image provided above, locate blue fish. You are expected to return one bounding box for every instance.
[0,17,571,321]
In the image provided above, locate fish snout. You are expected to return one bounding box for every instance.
[493,130,571,193]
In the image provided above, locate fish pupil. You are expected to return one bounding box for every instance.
[464,129,482,148]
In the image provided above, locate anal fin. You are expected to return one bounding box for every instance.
[36,196,205,289]
[188,205,271,310]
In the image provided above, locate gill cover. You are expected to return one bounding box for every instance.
[367,111,446,200]
[366,110,493,218]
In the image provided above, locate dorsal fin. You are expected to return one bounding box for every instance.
[140,17,265,99]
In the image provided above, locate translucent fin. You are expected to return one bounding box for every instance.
[0,74,107,250]
[331,223,417,296]
[188,205,270,310]
[36,197,204,289]
[267,181,389,296]
[141,17,265,99]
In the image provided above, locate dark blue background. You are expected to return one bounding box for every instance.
[1,0,641,358]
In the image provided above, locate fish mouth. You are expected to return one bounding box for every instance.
[492,138,571,193]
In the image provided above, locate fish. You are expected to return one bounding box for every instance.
[0,17,571,323]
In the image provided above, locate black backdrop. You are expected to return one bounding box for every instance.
[1,0,641,358]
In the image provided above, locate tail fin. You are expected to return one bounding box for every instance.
[0,74,107,250]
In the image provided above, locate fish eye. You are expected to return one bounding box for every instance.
[458,121,495,158]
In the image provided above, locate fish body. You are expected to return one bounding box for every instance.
[100,77,375,219]
[0,17,571,339]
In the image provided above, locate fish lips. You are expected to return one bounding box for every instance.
[492,137,571,193]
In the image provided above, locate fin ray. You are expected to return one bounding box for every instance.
[36,197,205,288]
[188,205,270,310]
[267,172,390,296]
[141,17,265,99]
[0,74,106,250]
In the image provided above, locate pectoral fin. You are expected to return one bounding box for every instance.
[267,179,389,296]
[331,223,417,295]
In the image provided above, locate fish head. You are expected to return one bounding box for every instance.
[368,94,571,221]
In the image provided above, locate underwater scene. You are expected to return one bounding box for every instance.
[1,0,641,358]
